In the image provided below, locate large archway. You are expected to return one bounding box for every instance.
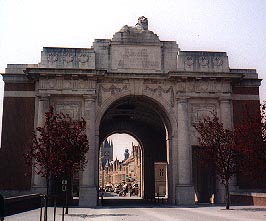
[98,95,171,203]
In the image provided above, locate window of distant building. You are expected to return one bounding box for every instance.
[159,168,164,177]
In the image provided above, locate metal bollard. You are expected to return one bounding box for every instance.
[40,195,43,221]
[44,195,48,221]
[53,196,57,221]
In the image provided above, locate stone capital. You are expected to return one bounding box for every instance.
[36,93,50,101]
[176,97,189,103]
[83,95,97,102]
[219,96,232,103]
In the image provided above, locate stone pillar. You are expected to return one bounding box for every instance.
[168,134,177,205]
[176,98,194,205]
[215,97,237,203]
[32,95,49,194]
[220,98,232,129]
[79,95,98,207]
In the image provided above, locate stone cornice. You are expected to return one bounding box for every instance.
[3,67,261,87]
[24,68,103,79]
[1,73,34,83]
[168,71,244,79]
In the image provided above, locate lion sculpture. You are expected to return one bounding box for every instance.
[120,16,148,32]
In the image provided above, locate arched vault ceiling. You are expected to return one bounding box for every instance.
[100,96,167,141]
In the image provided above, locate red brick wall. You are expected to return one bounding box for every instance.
[232,85,262,188]
[232,86,259,95]
[0,97,35,190]
[232,100,260,126]
[232,86,260,126]
[231,194,266,206]
[4,83,35,91]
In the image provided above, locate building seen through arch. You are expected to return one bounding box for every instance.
[99,141,145,197]
[0,16,261,207]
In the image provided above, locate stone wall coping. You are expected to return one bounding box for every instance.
[169,71,243,79]
[230,68,257,73]
[5,193,40,200]
[43,46,93,50]
[179,51,227,56]
[231,192,266,197]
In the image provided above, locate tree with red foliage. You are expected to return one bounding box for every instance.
[194,115,236,210]
[261,103,266,169]
[25,106,89,195]
[234,103,266,188]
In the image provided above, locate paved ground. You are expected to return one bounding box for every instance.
[5,205,266,221]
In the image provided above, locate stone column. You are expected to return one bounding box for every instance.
[168,129,178,205]
[220,98,232,129]
[79,95,98,207]
[32,95,49,194]
[215,97,237,203]
[175,98,194,205]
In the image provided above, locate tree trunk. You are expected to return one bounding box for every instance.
[46,177,50,196]
[44,176,49,221]
[65,174,72,214]
[225,181,230,210]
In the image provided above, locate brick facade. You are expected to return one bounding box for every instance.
[0,96,35,190]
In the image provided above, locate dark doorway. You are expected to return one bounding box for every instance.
[192,146,215,203]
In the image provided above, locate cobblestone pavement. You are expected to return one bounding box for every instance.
[5,205,266,221]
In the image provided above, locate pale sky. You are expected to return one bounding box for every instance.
[0,0,266,148]
[106,134,139,161]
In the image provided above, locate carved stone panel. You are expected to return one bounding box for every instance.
[198,56,209,66]
[63,53,74,64]
[191,104,216,124]
[47,53,58,63]
[213,57,223,66]
[78,54,89,63]
[54,102,82,120]
[40,47,95,69]
[184,56,194,71]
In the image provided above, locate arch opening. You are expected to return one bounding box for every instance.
[98,95,171,204]
[99,133,144,200]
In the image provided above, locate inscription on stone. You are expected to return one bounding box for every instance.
[111,46,161,71]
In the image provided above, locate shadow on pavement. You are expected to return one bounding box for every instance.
[66,213,136,218]
[235,207,266,212]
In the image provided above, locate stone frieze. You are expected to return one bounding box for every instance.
[39,79,95,90]
[97,84,129,106]
[176,80,231,93]
[143,85,174,107]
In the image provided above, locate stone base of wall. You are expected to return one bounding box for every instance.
[79,186,98,207]
[4,194,41,216]
[175,185,195,205]
[231,192,266,206]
